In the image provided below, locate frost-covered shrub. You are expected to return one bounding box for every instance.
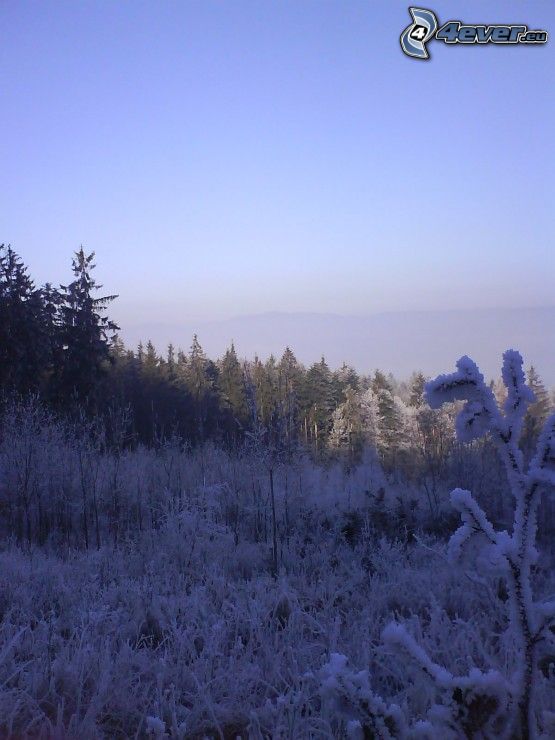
[319,653,406,738]
[376,351,555,737]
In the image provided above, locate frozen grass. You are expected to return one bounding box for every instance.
[0,494,552,738]
[0,400,554,737]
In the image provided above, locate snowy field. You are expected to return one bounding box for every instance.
[0,353,554,738]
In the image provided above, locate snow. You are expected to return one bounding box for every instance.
[382,623,453,688]
[0,349,554,736]
[530,413,555,485]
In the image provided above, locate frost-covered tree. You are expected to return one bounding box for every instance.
[333,362,360,401]
[372,370,404,468]
[521,366,551,461]
[406,372,454,515]
[330,386,378,461]
[382,351,555,737]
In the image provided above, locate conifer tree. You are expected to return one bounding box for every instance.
[57,248,118,404]
[372,370,402,467]
[521,366,551,459]
[249,355,278,428]
[166,343,176,378]
[277,347,304,445]
[0,245,51,393]
[186,335,215,441]
[408,371,426,408]
[41,282,64,391]
[333,362,360,403]
[329,385,371,460]
[303,357,335,446]
[218,342,249,429]
[143,340,159,375]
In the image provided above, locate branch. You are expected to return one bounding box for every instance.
[382,623,453,689]
[319,653,406,739]
[501,350,535,440]
[529,413,555,487]
[425,356,504,443]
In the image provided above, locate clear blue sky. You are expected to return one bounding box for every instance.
[1,1,554,332]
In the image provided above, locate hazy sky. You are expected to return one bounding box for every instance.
[2,1,554,331]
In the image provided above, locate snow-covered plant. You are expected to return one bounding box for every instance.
[319,653,407,739]
[384,351,555,737]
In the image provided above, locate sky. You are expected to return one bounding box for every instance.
[1,1,554,337]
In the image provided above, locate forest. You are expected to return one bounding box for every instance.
[1,244,555,738]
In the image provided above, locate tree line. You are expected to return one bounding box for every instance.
[1,244,552,467]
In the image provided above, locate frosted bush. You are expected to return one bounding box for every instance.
[378,351,555,737]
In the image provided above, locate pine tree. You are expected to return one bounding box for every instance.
[371,370,402,467]
[521,366,551,459]
[143,340,159,375]
[166,343,176,378]
[303,357,335,446]
[57,248,118,404]
[277,347,304,445]
[249,355,277,427]
[41,282,64,392]
[0,245,51,393]
[408,371,426,408]
[186,335,214,441]
[333,363,360,403]
[329,385,374,461]
[187,335,209,397]
[218,343,248,429]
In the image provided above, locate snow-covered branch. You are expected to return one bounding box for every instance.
[380,351,555,737]
[319,653,406,739]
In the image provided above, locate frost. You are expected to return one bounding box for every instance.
[425,356,485,406]
[529,413,555,485]
[382,623,453,688]
[319,653,406,738]
[386,351,555,738]
[501,350,535,439]
[146,716,166,737]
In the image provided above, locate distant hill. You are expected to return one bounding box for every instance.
[120,307,555,385]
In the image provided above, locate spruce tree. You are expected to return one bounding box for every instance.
[303,357,335,446]
[57,248,118,404]
[329,385,368,460]
[143,340,159,375]
[249,355,277,427]
[521,366,551,459]
[372,369,402,467]
[277,347,304,445]
[0,245,50,394]
[333,363,360,403]
[186,335,215,441]
[219,342,248,429]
